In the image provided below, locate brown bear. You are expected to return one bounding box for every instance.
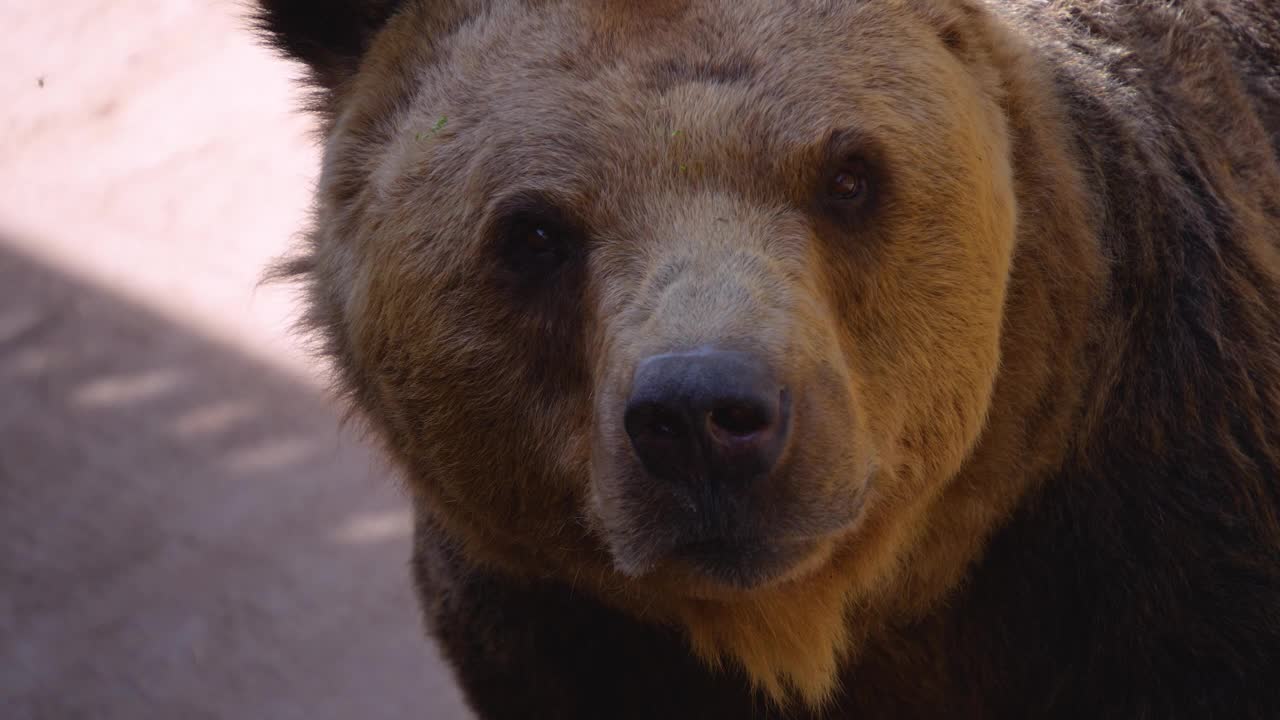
[256,0,1280,717]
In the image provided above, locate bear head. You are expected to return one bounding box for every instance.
[260,0,1094,704]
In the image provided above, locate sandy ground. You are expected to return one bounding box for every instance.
[0,2,472,718]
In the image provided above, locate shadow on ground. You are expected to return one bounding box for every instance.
[0,237,472,720]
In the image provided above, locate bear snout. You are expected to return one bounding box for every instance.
[587,245,868,589]
[623,348,792,490]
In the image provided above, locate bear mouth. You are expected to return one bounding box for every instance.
[668,534,825,590]
[595,454,876,592]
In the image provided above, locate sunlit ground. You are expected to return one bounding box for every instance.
[0,2,470,718]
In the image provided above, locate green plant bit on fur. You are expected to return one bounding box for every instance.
[417,115,449,142]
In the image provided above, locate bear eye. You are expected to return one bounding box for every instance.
[491,196,582,287]
[814,131,887,228]
[503,213,566,270]
[827,164,869,203]
[523,224,558,258]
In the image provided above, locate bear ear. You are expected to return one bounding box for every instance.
[904,0,1002,62]
[902,0,1015,101]
[254,0,409,90]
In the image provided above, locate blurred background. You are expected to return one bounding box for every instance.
[0,2,471,718]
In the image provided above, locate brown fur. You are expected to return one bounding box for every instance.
[258,0,1280,716]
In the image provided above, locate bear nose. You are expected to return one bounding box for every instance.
[623,350,790,487]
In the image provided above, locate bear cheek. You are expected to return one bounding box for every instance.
[855,215,1014,487]
[825,109,1016,487]
[339,249,597,566]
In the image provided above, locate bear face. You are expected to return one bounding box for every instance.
[263,0,1042,704]
[288,0,1012,583]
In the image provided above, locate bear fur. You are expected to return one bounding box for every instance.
[257,0,1280,717]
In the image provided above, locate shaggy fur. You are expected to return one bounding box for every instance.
[258,0,1280,716]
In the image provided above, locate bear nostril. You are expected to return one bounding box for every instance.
[708,401,772,438]
[624,402,687,441]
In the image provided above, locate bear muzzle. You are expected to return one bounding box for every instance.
[592,346,837,590]
[588,246,867,590]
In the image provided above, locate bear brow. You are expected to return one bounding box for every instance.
[645,56,757,91]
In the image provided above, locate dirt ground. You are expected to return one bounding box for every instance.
[0,2,471,718]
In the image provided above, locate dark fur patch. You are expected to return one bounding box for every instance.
[645,56,758,91]
[253,0,406,88]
